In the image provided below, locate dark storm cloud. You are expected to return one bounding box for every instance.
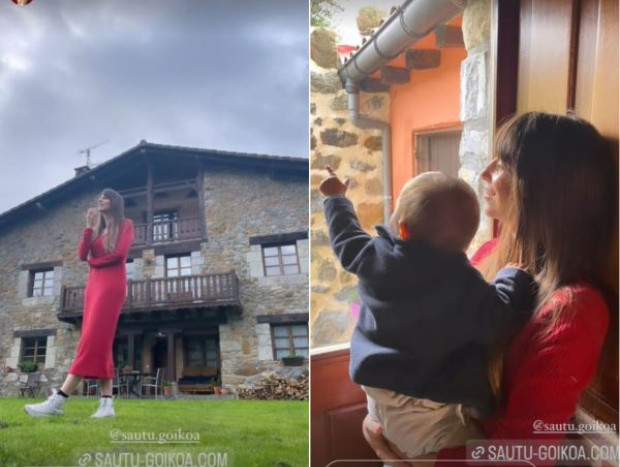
[0,0,308,214]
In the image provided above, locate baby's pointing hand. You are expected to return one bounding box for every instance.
[319,165,350,197]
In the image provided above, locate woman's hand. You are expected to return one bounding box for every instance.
[319,165,350,197]
[86,208,97,229]
[362,415,411,467]
[362,415,438,467]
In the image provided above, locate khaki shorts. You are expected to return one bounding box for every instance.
[364,386,484,460]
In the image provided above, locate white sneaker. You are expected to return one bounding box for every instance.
[90,397,115,418]
[24,389,67,417]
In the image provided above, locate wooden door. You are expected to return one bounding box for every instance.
[496,0,618,426]
[416,131,462,177]
[310,346,381,467]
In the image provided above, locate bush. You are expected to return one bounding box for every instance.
[19,361,38,373]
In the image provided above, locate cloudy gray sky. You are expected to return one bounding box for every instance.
[0,0,308,214]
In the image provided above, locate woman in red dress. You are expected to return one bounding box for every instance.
[361,112,616,466]
[25,188,134,418]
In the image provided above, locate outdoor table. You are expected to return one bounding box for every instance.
[122,370,145,398]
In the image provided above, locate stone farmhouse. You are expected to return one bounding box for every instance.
[0,141,308,396]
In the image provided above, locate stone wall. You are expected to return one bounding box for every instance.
[0,188,100,396]
[459,0,494,251]
[199,167,309,388]
[310,27,388,348]
[0,160,308,396]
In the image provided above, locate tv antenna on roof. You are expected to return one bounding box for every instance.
[78,140,109,168]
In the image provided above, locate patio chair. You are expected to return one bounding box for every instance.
[112,367,128,398]
[84,379,99,397]
[19,372,41,398]
[141,368,164,399]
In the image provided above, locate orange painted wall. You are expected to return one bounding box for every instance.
[388,32,466,205]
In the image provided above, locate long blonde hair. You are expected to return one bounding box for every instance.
[93,188,126,253]
[479,112,616,402]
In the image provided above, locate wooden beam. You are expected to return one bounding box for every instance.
[128,333,135,369]
[166,331,175,382]
[119,179,196,199]
[20,260,63,270]
[381,66,410,84]
[257,313,309,324]
[152,239,203,256]
[405,49,441,70]
[13,329,56,338]
[495,0,519,126]
[146,164,154,245]
[435,25,464,48]
[117,317,226,331]
[197,165,206,239]
[116,329,143,336]
[249,231,308,245]
[359,78,390,93]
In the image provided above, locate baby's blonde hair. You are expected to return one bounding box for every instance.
[390,171,480,252]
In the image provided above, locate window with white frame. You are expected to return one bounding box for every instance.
[262,243,300,276]
[271,323,308,359]
[166,254,192,277]
[29,268,54,297]
[166,254,192,295]
[20,336,47,366]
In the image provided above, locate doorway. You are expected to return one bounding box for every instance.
[153,336,168,370]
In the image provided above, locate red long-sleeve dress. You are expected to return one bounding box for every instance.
[435,239,610,466]
[69,219,135,379]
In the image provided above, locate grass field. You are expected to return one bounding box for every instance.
[0,397,308,467]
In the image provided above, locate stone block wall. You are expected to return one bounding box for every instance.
[199,166,309,387]
[460,0,494,251]
[0,187,100,395]
[310,27,388,349]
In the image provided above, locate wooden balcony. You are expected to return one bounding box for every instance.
[133,216,203,246]
[58,271,240,320]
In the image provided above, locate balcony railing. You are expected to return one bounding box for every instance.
[60,271,240,317]
[133,216,203,246]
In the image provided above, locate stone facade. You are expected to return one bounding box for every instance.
[459,0,494,251]
[199,167,308,386]
[0,187,100,396]
[0,150,308,396]
[310,27,388,348]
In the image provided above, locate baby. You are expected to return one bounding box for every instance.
[320,167,536,460]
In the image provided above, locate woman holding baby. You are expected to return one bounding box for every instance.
[363,112,616,466]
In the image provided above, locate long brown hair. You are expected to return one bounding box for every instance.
[479,112,616,399]
[93,188,126,253]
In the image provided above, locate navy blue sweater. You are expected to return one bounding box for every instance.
[324,196,536,418]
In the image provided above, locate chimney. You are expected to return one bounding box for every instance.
[74,165,91,177]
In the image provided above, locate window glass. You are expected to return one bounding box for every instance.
[271,323,308,360]
[21,337,47,365]
[261,244,299,276]
[31,269,54,297]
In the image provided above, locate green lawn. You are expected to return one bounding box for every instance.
[0,397,308,467]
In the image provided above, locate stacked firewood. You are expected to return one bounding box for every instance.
[237,373,308,400]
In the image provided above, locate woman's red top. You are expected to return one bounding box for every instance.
[435,239,610,466]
